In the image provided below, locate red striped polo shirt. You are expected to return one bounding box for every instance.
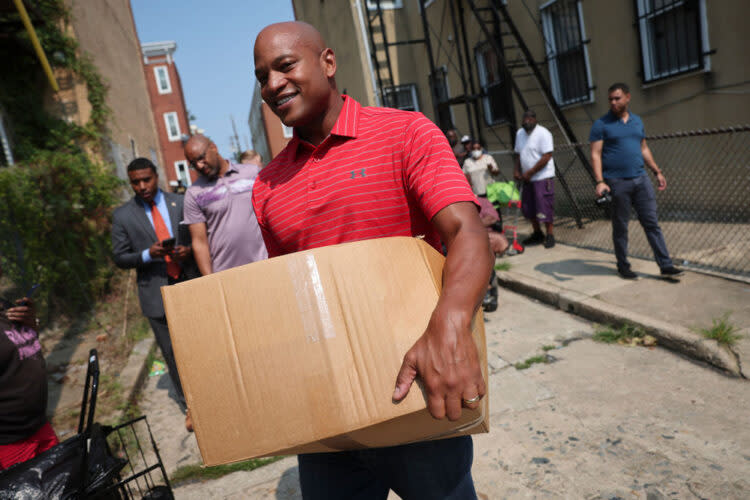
[251,95,478,257]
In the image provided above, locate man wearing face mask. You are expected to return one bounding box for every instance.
[462,139,499,198]
[514,109,556,248]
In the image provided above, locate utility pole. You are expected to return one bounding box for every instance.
[230,115,242,161]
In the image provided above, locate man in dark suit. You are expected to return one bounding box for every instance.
[111,158,196,430]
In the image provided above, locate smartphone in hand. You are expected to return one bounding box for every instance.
[161,237,176,249]
[18,283,41,306]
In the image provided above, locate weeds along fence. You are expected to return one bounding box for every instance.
[488,125,750,279]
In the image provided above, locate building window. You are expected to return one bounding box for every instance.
[540,0,593,106]
[163,112,181,142]
[475,43,511,125]
[429,66,455,131]
[366,0,403,10]
[382,84,419,112]
[281,123,294,139]
[636,0,709,82]
[174,161,191,187]
[154,65,172,94]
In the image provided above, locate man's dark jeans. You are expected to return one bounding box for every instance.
[607,174,673,271]
[298,436,477,500]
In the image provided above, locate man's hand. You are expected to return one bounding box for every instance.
[655,172,667,191]
[595,181,610,197]
[171,245,192,262]
[6,298,37,329]
[392,202,491,421]
[148,241,169,258]
[513,170,522,181]
[522,170,534,183]
[393,306,485,420]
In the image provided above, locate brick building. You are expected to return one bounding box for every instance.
[248,81,293,165]
[141,40,196,190]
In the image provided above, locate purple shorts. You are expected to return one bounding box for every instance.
[521,178,555,223]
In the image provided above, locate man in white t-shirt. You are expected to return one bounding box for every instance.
[514,109,556,248]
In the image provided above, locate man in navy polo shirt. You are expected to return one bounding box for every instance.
[590,82,682,279]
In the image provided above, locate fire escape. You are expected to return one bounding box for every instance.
[364,0,594,228]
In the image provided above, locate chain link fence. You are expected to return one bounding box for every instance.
[488,125,750,280]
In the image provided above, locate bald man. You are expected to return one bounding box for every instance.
[183,135,267,275]
[252,21,490,499]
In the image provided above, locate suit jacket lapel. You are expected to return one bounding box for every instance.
[164,193,182,235]
[130,197,157,240]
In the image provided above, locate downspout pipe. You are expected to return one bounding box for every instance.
[13,0,60,92]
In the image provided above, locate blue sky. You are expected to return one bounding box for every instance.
[131,1,295,157]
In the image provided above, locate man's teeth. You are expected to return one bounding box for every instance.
[277,95,294,105]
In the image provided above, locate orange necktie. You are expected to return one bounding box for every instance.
[149,201,180,280]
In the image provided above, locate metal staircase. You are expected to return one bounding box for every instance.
[464,0,593,226]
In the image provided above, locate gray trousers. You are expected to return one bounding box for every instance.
[148,316,186,412]
[607,174,673,271]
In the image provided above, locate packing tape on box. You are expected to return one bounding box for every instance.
[287,253,336,342]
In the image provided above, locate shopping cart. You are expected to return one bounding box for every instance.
[503,191,525,256]
[487,180,525,256]
[0,349,173,499]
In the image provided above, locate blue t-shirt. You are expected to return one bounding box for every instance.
[589,111,646,179]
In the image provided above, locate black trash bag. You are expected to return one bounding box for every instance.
[0,434,86,500]
[142,486,174,500]
[83,424,128,498]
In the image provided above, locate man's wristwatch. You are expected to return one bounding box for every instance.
[596,180,606,185]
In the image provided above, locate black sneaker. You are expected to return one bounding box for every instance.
[660,266,684,278]
[522,231,545,246]
[544,234,555,248]
[482,287,498,312]
[617,268,638,280]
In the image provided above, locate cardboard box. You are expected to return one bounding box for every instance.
[162,236,488,465]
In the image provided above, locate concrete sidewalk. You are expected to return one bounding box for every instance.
[495,242,750,378]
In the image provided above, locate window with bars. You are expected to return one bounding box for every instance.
[174,161,191,187]
[541,0,593,105]
[475,43,511,125]
[383,84,420,112]
[366,0,403,10]
[164,112,181,141]
[636,0,709,82]
[154,66,172,94]
[429,66,454,131]
[281,122,294,139]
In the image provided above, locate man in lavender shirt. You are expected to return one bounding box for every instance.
[183,135,267,275]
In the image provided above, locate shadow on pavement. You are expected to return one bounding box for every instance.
[276,466,302,499]
[534,259,614,282]
[156,373,186,414]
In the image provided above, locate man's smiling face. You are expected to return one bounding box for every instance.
[254,25,334,128]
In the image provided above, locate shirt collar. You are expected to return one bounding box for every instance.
[289,95,360,157]
[138,188,163,207]
[225,162,240,175]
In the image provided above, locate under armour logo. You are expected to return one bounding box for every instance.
[350,168,366,179]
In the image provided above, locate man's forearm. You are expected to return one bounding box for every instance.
[529,153,552,176]
[591,150,604,183]
[192,241,212,275]
[437,224,493,325]
[643,149,660,174]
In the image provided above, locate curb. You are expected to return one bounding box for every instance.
[112,337,156,421]
[496,270,744,378]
